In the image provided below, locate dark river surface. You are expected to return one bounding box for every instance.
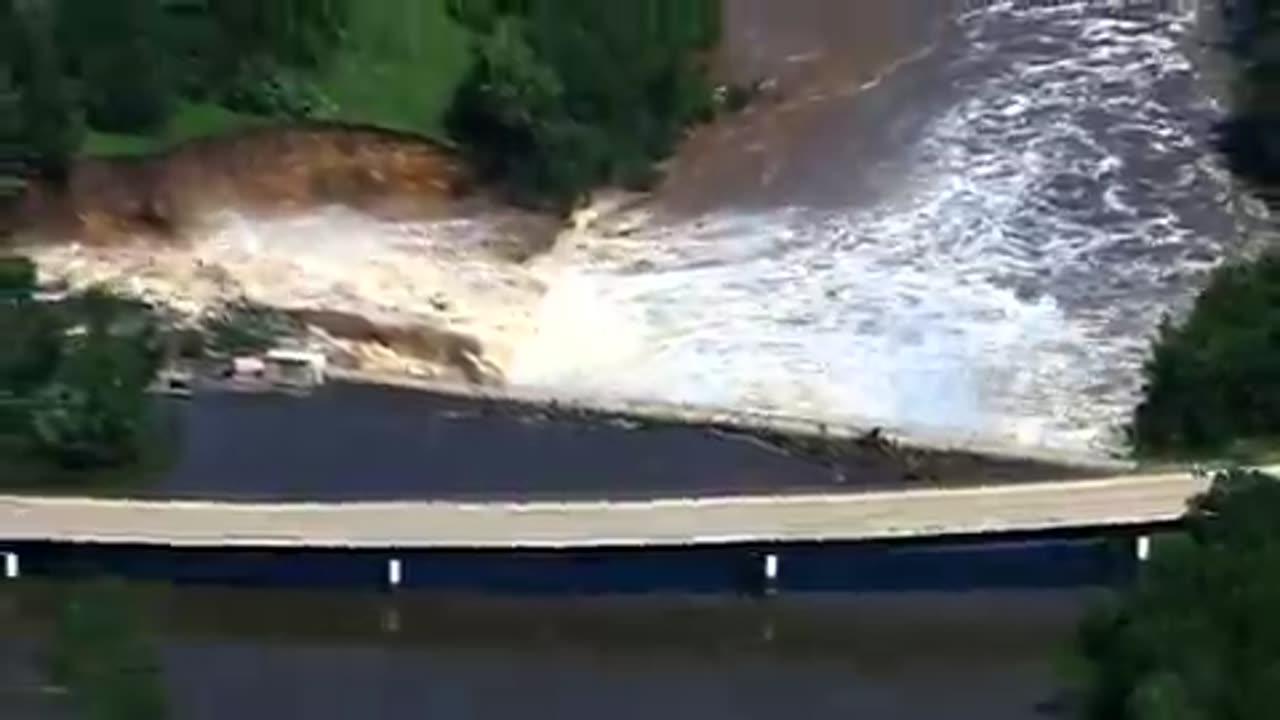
[156,381,846,501]
[150,381,1069,501]
[0,585,1097,720]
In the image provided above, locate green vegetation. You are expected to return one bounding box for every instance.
[1219,0,1280,187]
[445,0,722,207]
[1,0,723,205]
[1131,255,1280,456]
[1070,468,1280,720]
[201,299,302,356]
[1090,3,1280,703]
[7,0,83,179]
[0,27,27,201]
[1130,0,1280,459]
[83,101,264,158]
[323,0,471,138]
[59,0,174,133]
[49,581,168,720]
[1,0,472,167]
[0,268,167,478]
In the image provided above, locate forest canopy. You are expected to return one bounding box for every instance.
[0,0,723,206]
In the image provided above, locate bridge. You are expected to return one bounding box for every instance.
[0,466,1260,593]
[0,468,1239,550]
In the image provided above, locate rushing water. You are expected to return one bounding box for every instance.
[28,1,1246,457]
[506,1,1244,454]
[0,586,1093,720]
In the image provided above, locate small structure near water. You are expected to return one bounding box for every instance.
[152,346,329,398]
[263,349,328,389]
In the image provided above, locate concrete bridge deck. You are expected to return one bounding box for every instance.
[0,467,1254,550]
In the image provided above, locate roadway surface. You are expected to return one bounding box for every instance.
[0,470,1238,549]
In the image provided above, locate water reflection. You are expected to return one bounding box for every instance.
[0,584,1093,720]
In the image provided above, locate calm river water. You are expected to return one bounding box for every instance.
[0,585,1097,720]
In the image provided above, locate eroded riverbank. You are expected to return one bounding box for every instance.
[5,1,1257,459]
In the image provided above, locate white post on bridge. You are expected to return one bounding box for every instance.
[3,552,18,580]
[762,552,779,596]
[1136,535,1152,563]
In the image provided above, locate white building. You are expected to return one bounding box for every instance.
[263,349,328,388]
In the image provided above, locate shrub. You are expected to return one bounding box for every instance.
[446,0,722,208]
[26,290,163,469]
[1071,468,1280,720]
[1131,253,1280,454]
[0,255,36,298]
[220,58,334,119]
[60,0,174,133]
[12,0,81,179]
[201,300,301,355]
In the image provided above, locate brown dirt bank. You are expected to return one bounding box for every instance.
[9,124,561,386]
[12,124,477,242]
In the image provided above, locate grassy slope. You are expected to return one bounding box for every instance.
[322,0,471,140]
[84,101,269,158]
[82,0,471,158]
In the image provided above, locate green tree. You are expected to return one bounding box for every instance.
[1219,0,1280,185]
[57,0,173,133]
[11,0,81,179]
[447,0,721,208]
[29,290,162,469]
[183,0,348,119]
[1072,468,1280,720]
[1131,254,1280,455]
[0,2,27,201]
[0,70,25,199]
[49,581,168,720]
[1134,1,1280,457]
[204,0,350,69]
[445,16,583,206]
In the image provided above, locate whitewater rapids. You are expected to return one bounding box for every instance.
[28,1,1259,456]
[507,1,1249,454]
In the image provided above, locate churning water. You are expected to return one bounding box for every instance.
[506,1,1245,454]
[30,2,1246,456]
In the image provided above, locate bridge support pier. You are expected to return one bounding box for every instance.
[3,552,17,580]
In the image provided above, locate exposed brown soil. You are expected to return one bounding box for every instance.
[13,124,475,243]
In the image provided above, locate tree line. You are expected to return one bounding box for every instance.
[0,0,353,180]
[445,0,722,207]
[0,0,724,208]
[0,256,164,472]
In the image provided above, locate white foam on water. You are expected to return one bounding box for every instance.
[30,207,549,366]
[27,2,1244,456]
[506,1,1242,454]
